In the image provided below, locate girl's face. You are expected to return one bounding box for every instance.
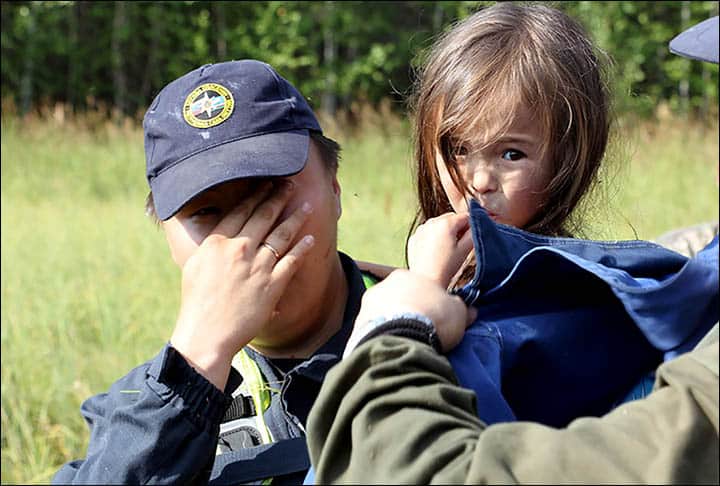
[436,107,552,228]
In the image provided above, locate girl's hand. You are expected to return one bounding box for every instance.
[408,212,474,288]
[170,182,315,390]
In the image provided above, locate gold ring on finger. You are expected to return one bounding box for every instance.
[261,241,281,260]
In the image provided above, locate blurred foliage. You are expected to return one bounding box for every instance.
[1,1,718,122]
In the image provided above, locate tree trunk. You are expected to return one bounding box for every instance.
[112,0,128,120]
[141,2,163,106]
[701,2,719,119]
[20,2,37,116]
[67,1,80,113]
[678,1,691,114]
[321,1,337,116]
[213,2,227,59]
[433,2,444,33]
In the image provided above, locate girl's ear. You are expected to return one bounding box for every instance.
[332,174,342,219]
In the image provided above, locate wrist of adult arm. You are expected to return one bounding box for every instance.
[169,332,238,391]
[343,312,442,358]
[149,343,241,427]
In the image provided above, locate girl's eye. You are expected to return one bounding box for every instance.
[501,149,526,161]
[452,143,470,164]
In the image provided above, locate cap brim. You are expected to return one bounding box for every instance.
[151,129,309,220]
[669,16,719,64]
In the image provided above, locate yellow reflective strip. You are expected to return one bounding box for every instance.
[236,349,273,444]
[362,272,379,289]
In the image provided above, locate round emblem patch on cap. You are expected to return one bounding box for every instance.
[183,83,234,128]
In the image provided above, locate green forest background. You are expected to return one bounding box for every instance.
[2,1,720,484]
[2,0,719,120]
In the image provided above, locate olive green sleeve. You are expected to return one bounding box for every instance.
[306,335,719,484]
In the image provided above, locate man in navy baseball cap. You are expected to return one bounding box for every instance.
[55,60,379,485]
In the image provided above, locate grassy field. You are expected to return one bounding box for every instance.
[1,113,718,484]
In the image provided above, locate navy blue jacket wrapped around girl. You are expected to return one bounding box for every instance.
[449,199,719,427]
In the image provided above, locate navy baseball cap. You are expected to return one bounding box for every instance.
[669,16,719,64]
[143,60,322,220]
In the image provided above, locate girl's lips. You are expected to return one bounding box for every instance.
[475,201,499,221]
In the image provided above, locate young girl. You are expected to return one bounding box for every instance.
[407,1,610,287]
[359,3,718,428]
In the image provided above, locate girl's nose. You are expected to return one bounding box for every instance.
[470,163,498,195]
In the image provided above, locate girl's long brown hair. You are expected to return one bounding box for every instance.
[408,2,612,286]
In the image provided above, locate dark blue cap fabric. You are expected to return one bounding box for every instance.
[669,16,719,64]
[143,60,321,220]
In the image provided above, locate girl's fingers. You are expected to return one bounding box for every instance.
[257,201,314,265]
[443,211,471,238]
[466,305,478,327]
[456,223,474,256]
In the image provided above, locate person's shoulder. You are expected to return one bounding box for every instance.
[655,221,719,258]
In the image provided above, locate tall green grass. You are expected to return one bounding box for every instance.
[1,113,718,484]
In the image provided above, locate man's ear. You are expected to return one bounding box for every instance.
[332,174,342,220]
